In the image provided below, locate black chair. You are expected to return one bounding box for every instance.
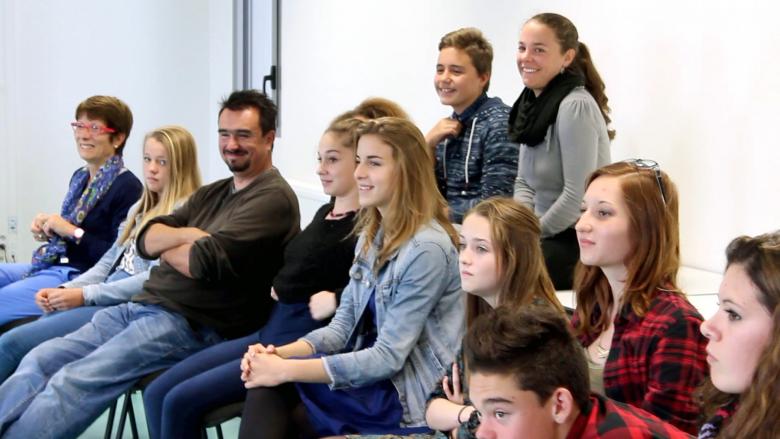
[0,316,38,336]
[104,370,166,439]
[201,402,244,439]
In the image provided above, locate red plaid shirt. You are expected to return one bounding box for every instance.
[574,290,708,434]
[567,394,693,438]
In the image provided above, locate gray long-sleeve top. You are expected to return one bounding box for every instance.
[61,206,156,306]
[514,87,611,237]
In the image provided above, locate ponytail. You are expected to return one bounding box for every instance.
[571,42,615,140]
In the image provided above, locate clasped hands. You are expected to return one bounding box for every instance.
[35,287,85,312]
[240,343,288,389]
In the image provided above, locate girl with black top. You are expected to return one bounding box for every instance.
[143,115,366,439]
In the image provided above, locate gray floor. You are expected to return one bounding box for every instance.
[78,392,240,439]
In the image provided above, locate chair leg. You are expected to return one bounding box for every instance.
[115,391,133,439]
[126,395,139,439]
[104,399,118,439]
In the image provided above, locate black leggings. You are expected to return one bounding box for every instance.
[238,383,316,439]
[541,227,579,291]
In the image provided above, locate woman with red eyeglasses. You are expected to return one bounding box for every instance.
[0,95,142,330]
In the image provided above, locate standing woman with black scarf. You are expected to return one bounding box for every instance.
[511,13,613,290]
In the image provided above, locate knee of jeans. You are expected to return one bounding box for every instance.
[0,331,20,355]
[17,335,68,371]
[0,336,24,367]
[16,344,47,368]
[43,368,80,398]
[9,346,54,382]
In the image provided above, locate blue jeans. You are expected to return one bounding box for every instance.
[0,302,222,438]
[144,334,253,439]
[0,270,130,382]
[0,263,80,326]
[144,301,325,439]
[0,306,107,382]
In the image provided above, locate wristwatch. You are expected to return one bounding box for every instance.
[73,227,85,240]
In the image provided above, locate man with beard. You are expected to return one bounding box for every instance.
[0,90,300,438]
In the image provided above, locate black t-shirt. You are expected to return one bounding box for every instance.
[273,203,357,304]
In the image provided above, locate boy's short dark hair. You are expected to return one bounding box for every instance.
[219,89,277,135]
[464,305,591,410]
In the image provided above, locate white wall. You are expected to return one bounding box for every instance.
[271,0,780,274]
[0,0,233,261]
[2,1,778,276]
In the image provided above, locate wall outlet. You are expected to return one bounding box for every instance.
[8,216,17,234]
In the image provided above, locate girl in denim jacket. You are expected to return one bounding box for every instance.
[240,117,464,438]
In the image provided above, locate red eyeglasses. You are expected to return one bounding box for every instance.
[71,121,116,135]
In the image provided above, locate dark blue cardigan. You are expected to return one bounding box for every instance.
[59,169,142,272]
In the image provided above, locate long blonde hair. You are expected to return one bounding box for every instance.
[464,198,564,328]
[118,125,201,244]
[354,117,456,270]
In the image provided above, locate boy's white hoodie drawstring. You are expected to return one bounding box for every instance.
[462,117,478,194]
[441,116,478,195]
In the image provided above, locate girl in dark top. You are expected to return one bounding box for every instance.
[698,231,780,439]
[239,117,463,438]
[424,197,564,439]
[143,99,407,439]
[0,96,142,327]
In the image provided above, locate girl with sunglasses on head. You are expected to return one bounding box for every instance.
[572,160,707,434]
[511,13,612,290]
[238,117,463,438]
[425,197,565,439]
[0,125,201,383]
[0,96,142,328]
[698,231,780,438]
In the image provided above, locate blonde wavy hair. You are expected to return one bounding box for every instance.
[464,197,564,328]
[353,117,456,271]
[118,125,201,244]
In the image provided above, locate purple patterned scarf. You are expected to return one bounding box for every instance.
[29,155,125,273]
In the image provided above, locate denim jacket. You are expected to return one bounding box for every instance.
[61,206,157,306]
[301,220,464,427]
